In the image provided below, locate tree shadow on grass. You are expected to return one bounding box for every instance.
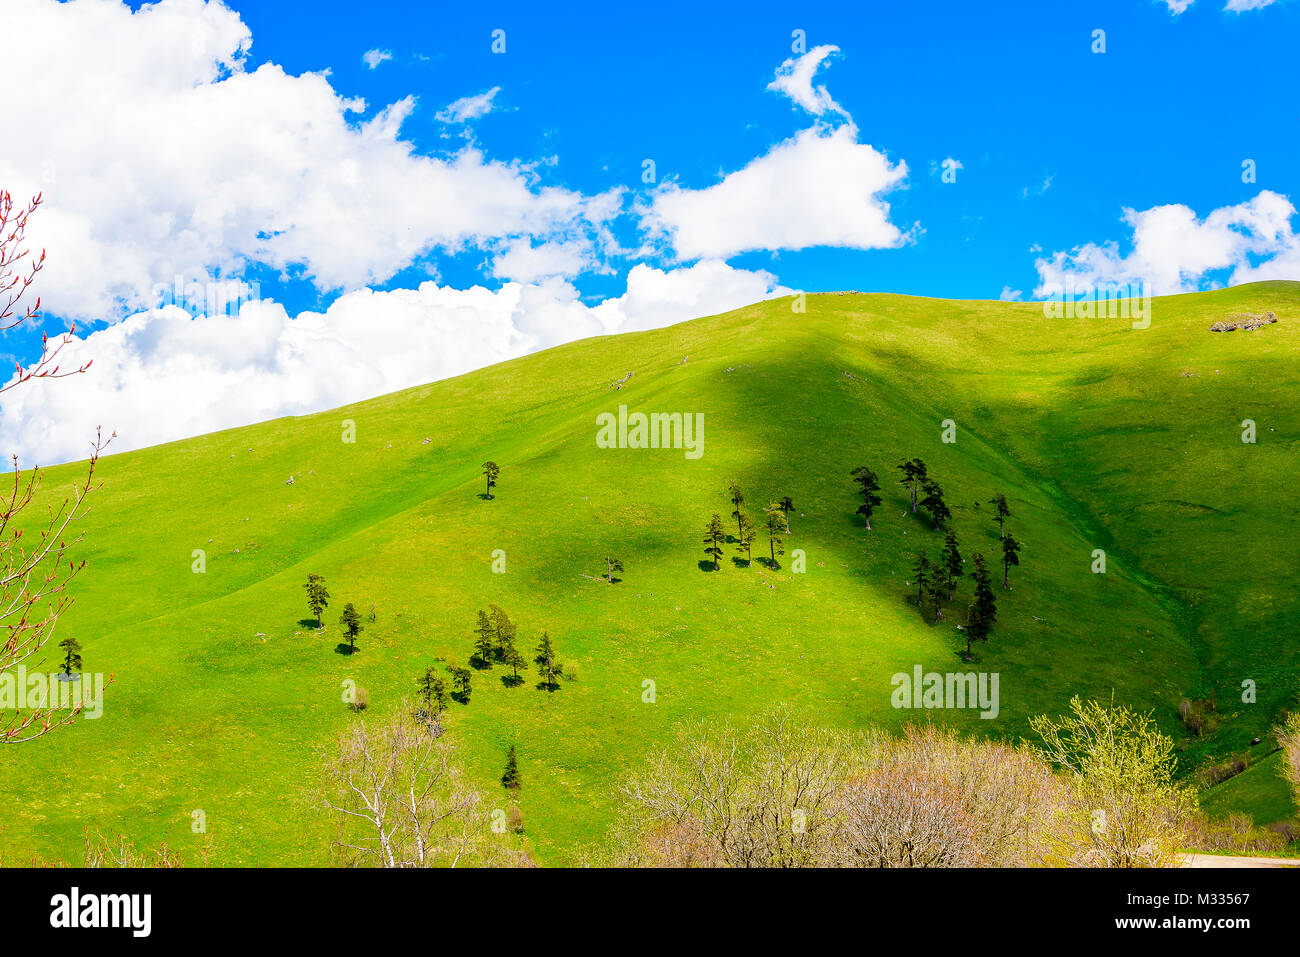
[501,673,524,688]
[298,619,322,630]
[731,556,754,568]
[697,560,720,572]
[756,557,782,570]
[469,654,493,670]
[535,681,561,693]
[335,643,358,656]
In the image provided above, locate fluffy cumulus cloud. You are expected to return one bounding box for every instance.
[0,262,788,464]
[1033,190,1300,296]
[0,0,618,321]
[362,48,392,70]
[644,46,909,261]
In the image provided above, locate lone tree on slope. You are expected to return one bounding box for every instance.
[603,555,624,584]
[489,605,517,662]
[850,466,883,530]
[501,745,521,791]
[1001,533,1022,589]
[339,602,364,653]
[989,493,1011,538]
[703,513,725,571]
[897,458,928,513]
[304,574,330,628]
[59,637,82,677]
[448,665,473,704]
[481,461,500,499]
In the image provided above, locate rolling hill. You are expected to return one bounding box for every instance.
[2,282,1297,865]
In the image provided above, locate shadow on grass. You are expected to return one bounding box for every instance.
[501,673,525,688]
[756,557,782,570]
[535,681,561,693]
[731,556,755,568]
[335,643,358,656]
[469,655,493,670]
[697,560,720,572]
[298,619,322,630]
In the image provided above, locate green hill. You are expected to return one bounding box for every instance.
[2,282,1297,865]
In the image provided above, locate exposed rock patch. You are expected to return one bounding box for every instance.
[1210,311,1278,332]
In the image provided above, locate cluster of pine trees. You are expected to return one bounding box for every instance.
[850,461,1025,659]
[703,484,794,570]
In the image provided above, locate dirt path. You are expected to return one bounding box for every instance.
[1181,853,1300,868]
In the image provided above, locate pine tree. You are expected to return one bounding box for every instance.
[501,745,521,790]
[501,639,528,687]
[1001,533,1022,589]
[482,461,500,499]
[964,552,998,657]
[489,605,517,662]
[448,665,473,703]
[926,573,947,623]
[942,527,963,600]
[339,602,363,652]
[58,636,82,677]
[989,493,1011,538]
[473,609,496,666]
[919,478,951,530]
[735,512,757,565]
[728,482,747,540]
[703,513,725,570]
[534,632,563,691]
[850,466,883,530]
[912,552,931,608]
[897,458,928,512]
[765,503,786,566]
[417,667,448,717]
[778,496,794,533]
[303,573,330,628]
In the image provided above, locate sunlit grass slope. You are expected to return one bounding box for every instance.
[2,282,1296,864]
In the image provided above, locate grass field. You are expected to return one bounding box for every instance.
[2,282,1297,865]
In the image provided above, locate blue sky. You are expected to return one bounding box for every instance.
[230,0,1299,308]
[1,0,1297,462]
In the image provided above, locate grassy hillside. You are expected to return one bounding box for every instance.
[2,282,1297,865]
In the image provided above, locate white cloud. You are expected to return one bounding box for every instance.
[0,0,616,322]
[646,45,908,261]
[1161,0,1277,11]
[998,286,1023,301]
[646,125,909,260]
[435,87,502,123]
[1033,190,1299,296]
[0,262,788,465]
[766,45,849,119]
[362,48,392,70]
